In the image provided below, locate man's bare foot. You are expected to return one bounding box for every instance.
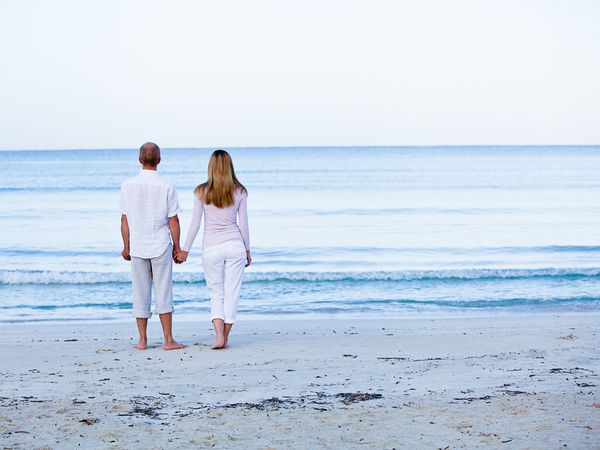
[163,340,185,350]
[134,341,147,350]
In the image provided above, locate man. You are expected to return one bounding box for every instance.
[120,142,185,350]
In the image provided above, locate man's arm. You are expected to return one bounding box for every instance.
[168,215,181,263]
[121,214,131,261]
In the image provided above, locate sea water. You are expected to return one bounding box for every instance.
[1,146,599,323]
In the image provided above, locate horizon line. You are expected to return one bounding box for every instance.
[1,144,599,152]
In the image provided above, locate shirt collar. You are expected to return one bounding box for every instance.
[140,169,159,176]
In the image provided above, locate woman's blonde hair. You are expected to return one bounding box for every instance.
[195,150,247,208]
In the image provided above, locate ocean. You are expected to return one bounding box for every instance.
[1,146,599,323]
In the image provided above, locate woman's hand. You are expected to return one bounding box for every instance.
[245,250,252,267]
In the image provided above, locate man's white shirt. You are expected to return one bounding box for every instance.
[120,170,181,259]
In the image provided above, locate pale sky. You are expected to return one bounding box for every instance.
[0,0,599,150]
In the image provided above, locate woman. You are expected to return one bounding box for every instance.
[176,150,251,349]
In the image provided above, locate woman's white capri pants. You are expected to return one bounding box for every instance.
[202,240,246,323]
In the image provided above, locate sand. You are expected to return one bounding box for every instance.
[1,313,599,449]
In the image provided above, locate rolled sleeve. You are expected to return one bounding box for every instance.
[167,184,181,218]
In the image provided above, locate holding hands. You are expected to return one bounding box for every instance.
[174,248,188,264]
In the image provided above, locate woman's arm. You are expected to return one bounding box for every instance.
[238,193,251,266]
[180,195,204,258]
[238,193,250,251]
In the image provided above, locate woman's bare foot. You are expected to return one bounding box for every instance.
[134,340,147,350]
[164,339,185,350]
[212,318,226,349]
[212,337,226,349]
[223,323,232,349]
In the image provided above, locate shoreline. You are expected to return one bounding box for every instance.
[1,313,599,448]
[2,307,599,326]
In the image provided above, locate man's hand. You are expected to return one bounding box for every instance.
[172,247,184,264]
[245,250,252,267]
[121,247,131,261]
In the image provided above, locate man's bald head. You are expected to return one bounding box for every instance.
[139,142,161,167]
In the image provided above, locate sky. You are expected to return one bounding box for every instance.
[0,0,599,150]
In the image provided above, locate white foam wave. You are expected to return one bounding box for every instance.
[1,267,600,285]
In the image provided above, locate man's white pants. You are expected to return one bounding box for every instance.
[131,244,174,318]
[202,240,246,324]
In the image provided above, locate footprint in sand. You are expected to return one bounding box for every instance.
[95,348,115,354]
[558,334,577,340]
[190,437,217,446]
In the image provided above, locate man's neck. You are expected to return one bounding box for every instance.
[142,166,158,171]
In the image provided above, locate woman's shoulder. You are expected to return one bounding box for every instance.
[194,183,207,201]
[235,186,248,199]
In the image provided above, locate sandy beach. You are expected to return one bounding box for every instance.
[1,313,599,449]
